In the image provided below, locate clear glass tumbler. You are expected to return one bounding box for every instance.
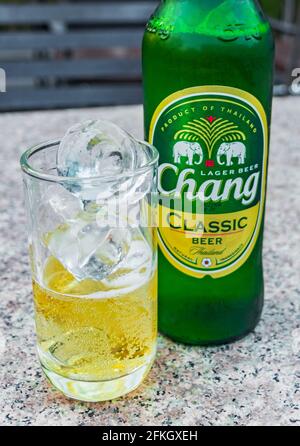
[21,138,158,402]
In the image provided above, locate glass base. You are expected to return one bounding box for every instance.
[42,360,154,402]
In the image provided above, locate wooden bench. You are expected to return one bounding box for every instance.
[0,1,158,111]
[0,1,298,111]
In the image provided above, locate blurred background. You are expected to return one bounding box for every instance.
[0,0,299,111]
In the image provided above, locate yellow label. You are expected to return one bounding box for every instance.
[149,86,268,278]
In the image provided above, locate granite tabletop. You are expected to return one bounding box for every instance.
[0,99,299,427]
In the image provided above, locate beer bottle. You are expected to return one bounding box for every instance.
[142,0,274,344]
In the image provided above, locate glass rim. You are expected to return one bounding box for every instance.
[20,139,159,183]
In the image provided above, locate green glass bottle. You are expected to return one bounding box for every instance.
[142,0,274,345]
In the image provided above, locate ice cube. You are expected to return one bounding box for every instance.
[38,184,83,234]
[120,234,152,270]
[45,184,83,221]
[100,229,153,292]
[46,215,131,282]
[57,120,140,201]
[84,228,131,281]
[56,120,155,203]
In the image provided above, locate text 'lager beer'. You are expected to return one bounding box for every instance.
[143,0,274,344]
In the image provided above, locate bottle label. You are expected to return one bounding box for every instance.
[149,86,268,278]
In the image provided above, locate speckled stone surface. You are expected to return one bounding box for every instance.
[0,99,299,426]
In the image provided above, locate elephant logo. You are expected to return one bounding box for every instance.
[173,141,204,166]
[217,142,246,166]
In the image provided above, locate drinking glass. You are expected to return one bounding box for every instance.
[21,138,158,402]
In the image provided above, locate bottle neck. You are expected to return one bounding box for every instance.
[163,0,254,4]
[161,0,259,17]
[156,0,265,38]
[163,0,230,3]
